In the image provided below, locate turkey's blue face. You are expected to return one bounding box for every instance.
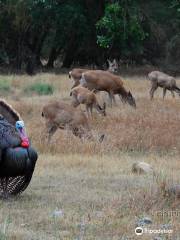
[15,121,27,139]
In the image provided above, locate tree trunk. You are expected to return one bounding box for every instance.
[16,35,23,71]
[62,51,74,68]
[62,37,76,68]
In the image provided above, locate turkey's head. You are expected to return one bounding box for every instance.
[16,121,29,148]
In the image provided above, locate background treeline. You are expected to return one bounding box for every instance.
[0,0,179,73]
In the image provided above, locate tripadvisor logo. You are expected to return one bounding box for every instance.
[135,227,143,236]
[135,226,173,236]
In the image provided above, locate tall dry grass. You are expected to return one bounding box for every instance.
[0,73,179,239]
[7,73,180,155]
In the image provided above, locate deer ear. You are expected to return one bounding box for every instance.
[113,59,116,64]
[107,59,111,64]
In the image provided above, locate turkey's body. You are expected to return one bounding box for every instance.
[0,116,21,151]
[0,100,38,198]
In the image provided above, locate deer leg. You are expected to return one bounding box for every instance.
[108,92,112,107]
[47,125,58,142]
[71,95,80,107]
[108,91,116,107]
[87,105,89,117]
[171,90,175,98]
[89,105,93,117]
[112,94,116,105]
[163,88,167,99]
[86,105,91,118]
[150,83,158,100]
[94,103,103,116]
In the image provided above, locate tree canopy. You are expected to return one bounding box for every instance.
[0,0,179,72]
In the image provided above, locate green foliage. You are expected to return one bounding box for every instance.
[96,2,146,57]
[0,0,179,70]
[25,82,54,95]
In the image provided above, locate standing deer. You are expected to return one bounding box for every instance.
[80,70,136,108]
[68,59,118,89]
[42,101,104,142]
[148,71,180,99]
[70,86,106,117]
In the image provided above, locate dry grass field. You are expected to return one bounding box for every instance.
[0,73,180,239]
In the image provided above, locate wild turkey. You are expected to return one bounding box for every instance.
[0,99,38,198]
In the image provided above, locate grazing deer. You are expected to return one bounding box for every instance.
[148,71,180,99]
[69,59,118,89]
[80,70,136,108]
[70,86,106,117]
[42,101,104,142]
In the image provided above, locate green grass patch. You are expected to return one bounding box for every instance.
[24,82,54,95]
[0,79,11,93]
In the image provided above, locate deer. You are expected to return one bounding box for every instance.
[68,59,118,89]
[107,59,118,73]
[69,68,90,89]
[148,71,180,99]
[42,101,104,142]
[80,70,136,108]
[70,86,106,117]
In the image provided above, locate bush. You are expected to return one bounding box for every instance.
[25,83,54,95]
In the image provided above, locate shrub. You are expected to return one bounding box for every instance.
[25,82,54,95]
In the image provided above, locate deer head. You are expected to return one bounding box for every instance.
[107,59,118,73]
[126,91,136,108]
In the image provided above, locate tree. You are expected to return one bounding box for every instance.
[96,1,147,62]
[0,0,180,71]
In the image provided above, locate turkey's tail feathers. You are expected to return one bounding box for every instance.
[0,99,21,125]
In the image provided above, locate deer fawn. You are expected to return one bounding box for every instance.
[42,101,104,142]
[70,86,106,117]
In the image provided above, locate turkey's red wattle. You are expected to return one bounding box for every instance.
[21,140,29,148]
[19,128,30,148]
